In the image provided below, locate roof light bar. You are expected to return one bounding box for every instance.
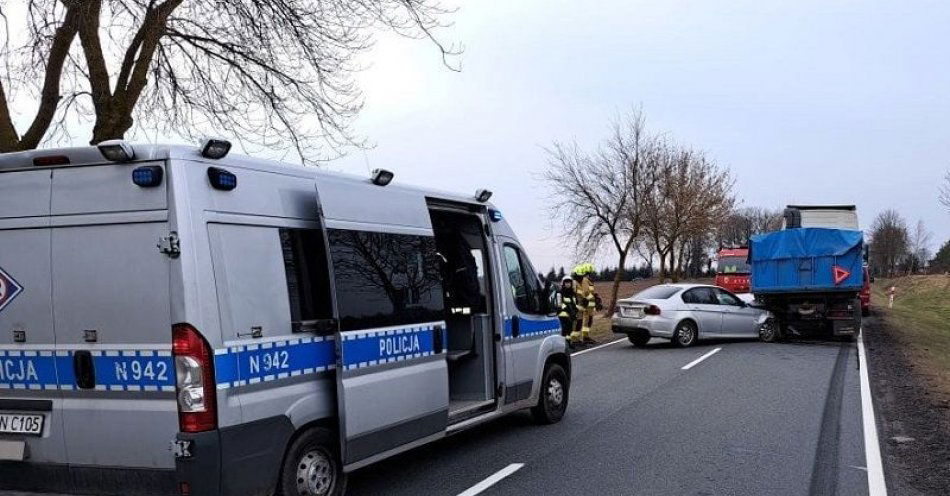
[371,168,394,186]
[97,140,135,163]
[200,139,232,160]
[475,189,493,203]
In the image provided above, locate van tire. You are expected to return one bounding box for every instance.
[278,427,346,496]
[531,363,569,424]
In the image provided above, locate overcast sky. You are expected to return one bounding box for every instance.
[326,0,950,271]
[13,1,948,272]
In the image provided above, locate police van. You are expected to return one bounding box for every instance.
[0,141,571,496]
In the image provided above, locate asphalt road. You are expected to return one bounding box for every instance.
[348,337,871,496]
[2,336,874,496]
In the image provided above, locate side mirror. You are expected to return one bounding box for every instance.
[542,280,557,315]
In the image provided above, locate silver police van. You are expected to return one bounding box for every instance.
[0,141,571,496]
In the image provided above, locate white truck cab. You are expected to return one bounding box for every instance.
[0,142,570,496]
[782,204,859,230]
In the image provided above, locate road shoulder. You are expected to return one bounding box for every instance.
[864,315,950,495]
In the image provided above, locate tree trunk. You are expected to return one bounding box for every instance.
[607,249,628,316]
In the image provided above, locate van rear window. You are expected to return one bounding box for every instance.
[327,229,444,331]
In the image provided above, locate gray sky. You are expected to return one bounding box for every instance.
[11,1,949,272]
[329,0,950,271]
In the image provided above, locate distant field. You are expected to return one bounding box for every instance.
[585,277,713,342]
[872,274,950,393]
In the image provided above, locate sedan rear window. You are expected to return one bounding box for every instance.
[633,285,680,300]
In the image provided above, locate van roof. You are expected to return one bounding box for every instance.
[0,143,495,209]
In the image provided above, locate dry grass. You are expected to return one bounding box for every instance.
[872,274,950,394]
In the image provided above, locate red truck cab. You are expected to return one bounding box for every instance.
[715,247,751,294]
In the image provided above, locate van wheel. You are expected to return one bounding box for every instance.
[627,332,650,347]
[673,321,697,347]
[531,363,569,424]
[279,427,346,496]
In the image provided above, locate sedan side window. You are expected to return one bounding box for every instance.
[714,288,742,306]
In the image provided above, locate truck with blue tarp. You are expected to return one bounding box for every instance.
[749,227,865,341]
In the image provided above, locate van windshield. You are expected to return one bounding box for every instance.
[718,256,750,274]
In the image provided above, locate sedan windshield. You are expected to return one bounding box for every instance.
[633,285,681,300]
[718,256,750,274]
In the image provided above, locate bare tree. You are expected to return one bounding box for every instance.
[642,142,735,281]
[716,206,783,248]
[0,1,456,161]
[543,110,658,314]
[940,169,950,212]
[868,210,909,277]
[906,219,933,274]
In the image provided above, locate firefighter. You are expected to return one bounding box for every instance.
[571,263,602,344]
[557,276,579,339]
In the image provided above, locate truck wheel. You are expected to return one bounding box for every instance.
[279,427,346,496]
[673,321,697,347]
[531,363,569,424]
[627,332,650,347]
[759,318,779,343]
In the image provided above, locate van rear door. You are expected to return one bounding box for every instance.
[0,170,67,464]
[49,164,178,471]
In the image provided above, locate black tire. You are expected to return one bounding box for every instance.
[627,332,650,347]
[278,427,346,496]
[531,363,569,424]
[672,320,698,348]
[759,318,779,343]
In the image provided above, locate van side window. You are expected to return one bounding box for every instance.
[327,229,444,331]
[279,229,334,329]
[503,244,544,315]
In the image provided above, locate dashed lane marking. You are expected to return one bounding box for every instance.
[681,347,722,370]
[571,338,627,356]
[457,463,525,496]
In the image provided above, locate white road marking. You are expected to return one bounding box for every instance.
[457,463,525,496]
[681,347,722,370]
[858,332,888,496]
[571,338,626,356]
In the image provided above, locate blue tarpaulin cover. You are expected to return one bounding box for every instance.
[750,228,864,293]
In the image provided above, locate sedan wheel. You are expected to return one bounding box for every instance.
[673,321,697,347]
[759,318,779,343]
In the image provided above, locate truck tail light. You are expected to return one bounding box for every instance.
[644,305,661,316]
[172,323,217,433]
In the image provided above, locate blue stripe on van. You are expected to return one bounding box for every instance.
[0,349,175,391]
[339,322,444,371]
[213,336,335,389]
[503,317,561,340]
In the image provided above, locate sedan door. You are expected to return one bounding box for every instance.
[681,287,722,335]
[714,288,760,338]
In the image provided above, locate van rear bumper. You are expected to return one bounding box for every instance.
[177,414,295,496]
[0,462,176,495]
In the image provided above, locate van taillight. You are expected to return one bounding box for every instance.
[172,323,217,433]
[644,305,661,316]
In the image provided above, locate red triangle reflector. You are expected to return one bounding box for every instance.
[832,266,850,285]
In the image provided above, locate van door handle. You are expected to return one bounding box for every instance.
[511,316,520,338]
[73,351,96,390]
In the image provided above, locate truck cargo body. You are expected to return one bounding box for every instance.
[750,228,864,339]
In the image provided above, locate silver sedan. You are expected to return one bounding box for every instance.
[611,283,775,347]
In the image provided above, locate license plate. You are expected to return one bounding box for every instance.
[0,413,45,436]
[621,308,643,318]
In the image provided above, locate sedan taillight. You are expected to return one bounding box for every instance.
[644,305,661,316]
